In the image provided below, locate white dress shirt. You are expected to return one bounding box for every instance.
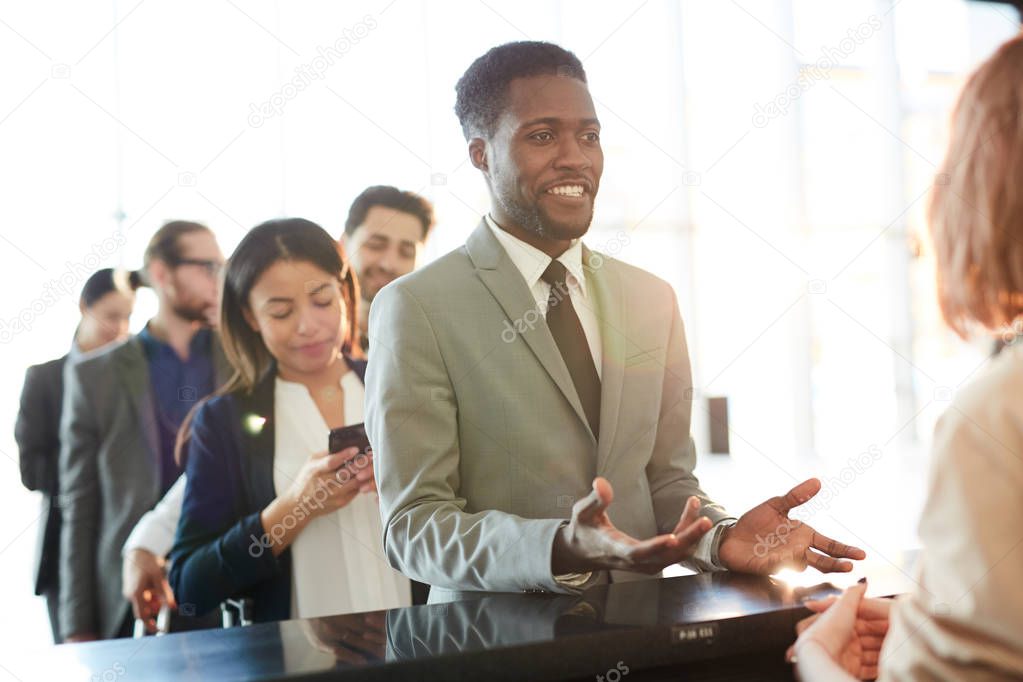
[485,215,602,378]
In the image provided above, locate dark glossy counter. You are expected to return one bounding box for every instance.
[21,553,918,681]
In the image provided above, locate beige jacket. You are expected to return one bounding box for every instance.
[880,343,1023,680]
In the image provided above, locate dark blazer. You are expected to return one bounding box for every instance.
[169,357,426,624]
[15,355,68,596]
[59,334,231,639]
[168,364,292,623]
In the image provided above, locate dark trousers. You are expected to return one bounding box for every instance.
[115,607,135,639]
[411,581,430,605]
[42,583,61,644]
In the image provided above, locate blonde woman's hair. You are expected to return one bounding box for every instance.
[930,32,1023,338]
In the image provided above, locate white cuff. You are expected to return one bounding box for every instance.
[553,571,595,589]
[687,518,738,572]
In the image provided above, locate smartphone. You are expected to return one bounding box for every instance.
[328,422,371,456]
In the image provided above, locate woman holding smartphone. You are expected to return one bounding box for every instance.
[169,218,410,623]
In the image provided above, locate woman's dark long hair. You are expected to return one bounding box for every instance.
[175,218,361,463]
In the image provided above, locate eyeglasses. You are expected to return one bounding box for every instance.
[171,258,224,277]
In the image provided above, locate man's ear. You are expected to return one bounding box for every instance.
[468,138,489,174]
[147,261,167,290]
[241,306,260,333]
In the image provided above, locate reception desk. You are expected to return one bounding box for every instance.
[24,554,917,681]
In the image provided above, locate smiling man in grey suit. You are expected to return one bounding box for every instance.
[366,41,864,603]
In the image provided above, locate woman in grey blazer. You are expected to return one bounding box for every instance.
[15,268,138,643]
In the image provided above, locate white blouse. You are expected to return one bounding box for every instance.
[273,370,411,619]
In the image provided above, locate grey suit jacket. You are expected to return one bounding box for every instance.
[58,333,230,638]
[366,220,729,604]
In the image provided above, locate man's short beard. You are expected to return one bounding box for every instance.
[496,189,593,241]
[497,192,547,237]
[171,300,212,325]
[358,266,393,302]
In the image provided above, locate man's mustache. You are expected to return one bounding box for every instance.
[362,266,397,280]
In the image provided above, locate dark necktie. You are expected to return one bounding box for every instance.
[541,259,601,438]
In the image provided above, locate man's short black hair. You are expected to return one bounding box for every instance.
[344,185,434,241]
[454,41,587,140]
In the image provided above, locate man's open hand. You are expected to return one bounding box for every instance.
[718,478,866,575]
[552,477,714,574]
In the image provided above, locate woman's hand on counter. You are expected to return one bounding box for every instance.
[787,581,890,680]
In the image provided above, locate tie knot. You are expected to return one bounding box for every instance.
[541,259,569,287]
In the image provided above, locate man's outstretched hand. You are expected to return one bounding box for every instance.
[718,478,866,574]
[552,477,714,575]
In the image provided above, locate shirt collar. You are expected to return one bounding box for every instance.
[68,339,83,362]
[137,323,158,357]
[139,322,212,360]
[485,214,588,298]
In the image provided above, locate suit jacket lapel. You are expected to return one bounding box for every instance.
[114,337,161,495]
[584,247,626,474]
[236,370,276,508]
[466,220,594,442]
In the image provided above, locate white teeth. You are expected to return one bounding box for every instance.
[547,184,584,197]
